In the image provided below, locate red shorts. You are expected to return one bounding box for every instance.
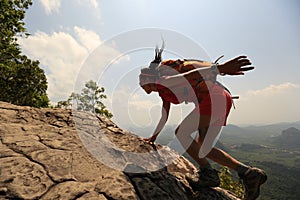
[198,84,232,126]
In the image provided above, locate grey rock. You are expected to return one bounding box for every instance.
[0,101,240,200]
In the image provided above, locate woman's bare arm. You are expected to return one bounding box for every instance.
[144,99,170,144]
[160,56,254,88]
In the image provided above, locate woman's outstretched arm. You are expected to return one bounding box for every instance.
[160,56,254,88]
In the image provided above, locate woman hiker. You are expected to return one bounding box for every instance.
[139,46,267,200]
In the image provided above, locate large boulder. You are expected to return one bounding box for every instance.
[0,102,240,200]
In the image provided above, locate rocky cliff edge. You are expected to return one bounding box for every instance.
[0,102,240,200]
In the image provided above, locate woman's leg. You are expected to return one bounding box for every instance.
[207,148,241,170]
[175,109,212,167]
[197,126,244,171]
[198,128,267,200]
[179,114,221,188]
[175,107,244,170]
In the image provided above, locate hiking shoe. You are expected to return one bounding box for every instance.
[239,167,267,200]
[187,168,220,189]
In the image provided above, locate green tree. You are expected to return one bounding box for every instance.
[219,166,244,198]
[56,80,113,119]
[0,0,49,107]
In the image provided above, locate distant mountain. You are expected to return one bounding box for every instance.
[243,121,300,137]
[272,127,300,149]
[127,121,300,148]
[282,127,300,137]
[221,124,245,135]
[222,121,300,137]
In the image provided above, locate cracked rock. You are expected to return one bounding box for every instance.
[0,101,240,200]
[0,157,53,199]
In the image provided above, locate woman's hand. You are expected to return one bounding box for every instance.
[143,135,157,144]
[218,56,254,75]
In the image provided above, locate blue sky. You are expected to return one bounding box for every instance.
[18,0,300,127]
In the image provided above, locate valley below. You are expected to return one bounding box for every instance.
[129,121,300,199]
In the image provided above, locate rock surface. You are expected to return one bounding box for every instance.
[0,101,240,200]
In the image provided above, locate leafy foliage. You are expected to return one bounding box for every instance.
[0,0,49,107]
[218,166,244,199]
[56,80,113,119]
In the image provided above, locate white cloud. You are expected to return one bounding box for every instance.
[77,0,99,9]
[18,27,127,103]
[39,0,61,15]
[105,85,195,129]
[76,0,101,18]
[105,86,159,128]
[246,82,300,97]
[18,30,86,102]
[74,26,101,52]
[229,82,300,125]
